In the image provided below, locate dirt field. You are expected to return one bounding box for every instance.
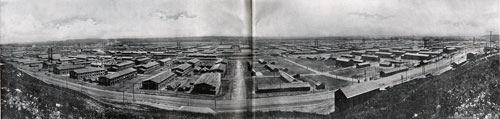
[287,56,340,72]
[254,56,313,75]
[329,66,386,81]
[254,76,287,85]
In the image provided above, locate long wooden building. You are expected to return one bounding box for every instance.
[137,62,160,74]
[380,66,409,77]
[191,73,222,95]
[142,71,177,90]
[70,67,106,81]
[256,82,311,93]
[53,65,85,74]
[99,68,137,86]
[172,63,193,76]
[108,61,134,72]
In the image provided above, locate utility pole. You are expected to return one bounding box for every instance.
[473,37,475,45]
[65,77,68,89]
[80,83,83,93]
[214,94,217,112]
[490,31,492,49]
[122,81,125,103]
[364,69,367,81]
[423,61,426,75]
[132,82,135,102]
[405,62,408,80]
[435,60,438,72]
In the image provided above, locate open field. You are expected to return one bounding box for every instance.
[300,75,352,90]
[254,76,287,85]
[329,66,386,80]
[286,56,340,72]
[255,56,313,75]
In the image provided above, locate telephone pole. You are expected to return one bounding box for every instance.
[132,82,135,102]
[122,81,125,103]
[489,31,492,49]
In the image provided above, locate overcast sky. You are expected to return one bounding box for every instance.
[254,0,499,37]
[1,0,499,43]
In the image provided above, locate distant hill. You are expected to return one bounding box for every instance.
[480,34,500,41]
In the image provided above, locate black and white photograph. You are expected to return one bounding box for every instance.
[0,0,499,118]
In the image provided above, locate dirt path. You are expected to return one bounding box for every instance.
[232,60,246,100]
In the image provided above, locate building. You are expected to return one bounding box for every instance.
[401,53,431,60]
[366,49,378,55]
[172,63,193,76]
[336,58,353,67]
[258,59,266,64]
[361,55,380,62]
[21,60,43,66]
[187,58,201,67]
[42,61,57,71]
[374,52,393,58]
[379,48,391,52]
[390,50,406,57]
[380,66,409,77]
[419,51,442,57]
[256,82,311,93]
[69,67,106,81]
[215,58,228,64]
[443,47,457,53]
[53,65,85,74]
[21,60,43,69]
[279,71,300,83]
[137,62,160,74]
[135,57,151,65]
[157,58,173,67]
[350,51,365,56]
[142,71,177,90]
[152,53,177,60]
[191,73,222,95]
[356,62,371,68]
[216,45,234,51]
[187,53,217,59]
[210,63,227,77]
[176,79,193,92]
[265,64,286,72]
[452,58,468,68]
[386,59,404,66]
[340,54,355,59]
[352,59,364,63]
[379,62,392,67]
[335,86,380,111]
[115,51,146,57]
[108,61,134,72]
[99,68,137,86]
[166,79,189,91]
[313,81,325,89]
[403,49,420,53]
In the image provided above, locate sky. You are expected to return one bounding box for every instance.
[0,0,251,44]
[0,0,498,44]
[254,0,499,37]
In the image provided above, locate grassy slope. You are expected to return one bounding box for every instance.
[331,55,500,119]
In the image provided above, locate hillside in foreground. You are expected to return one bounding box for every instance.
[331,55,500,119]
